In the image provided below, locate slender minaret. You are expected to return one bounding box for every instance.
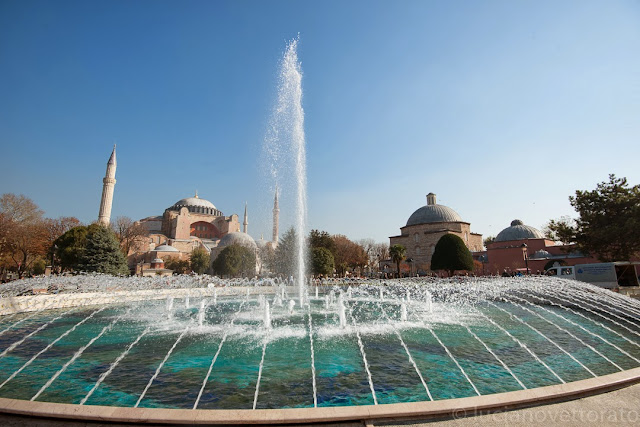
[243,202,248,234]
[98,145,117,226]
[272,187,279,245]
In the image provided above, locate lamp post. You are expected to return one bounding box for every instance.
[521,243,529,275]
[51,244,57,275]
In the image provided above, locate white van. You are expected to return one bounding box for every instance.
[545,265,575,279]
[545,262,639,288]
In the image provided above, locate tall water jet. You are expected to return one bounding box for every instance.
[263,36,308,303]
[264,301,271,329]
[198,300,206,327]
[338,294,347,329]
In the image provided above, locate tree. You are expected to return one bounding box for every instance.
[44,217,81,250]
[543,216,576,244]
[165,258,190,274]
[31,258,47,276]
[310,247,334,277]
[309,230,336,253]
[112,216,148,256]
[0,193,43,224]
[45,217,81,271]
[357,239,389,276]
[389,244,406,278]
[77,224,130,275]
[332,235,367,277]
[212,244,256,277]
[274,227,298,276]
[257,243,275,275]
[550,175,640,262]
[0,194,47,278]
[483,236,496,248]
[190,247,211,274]
[53,226,89,272]
[431,234,474,277]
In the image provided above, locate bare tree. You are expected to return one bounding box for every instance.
[0,194,47,278]
[357,239,389,276]
[44,216,81,251]
[112,216,148,256]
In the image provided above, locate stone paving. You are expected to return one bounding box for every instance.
[376,382,640,427]
[0,383,638,426]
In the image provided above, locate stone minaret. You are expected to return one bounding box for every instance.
[98,145,117,226]
[243,202,248,234]
[272,187,279,245]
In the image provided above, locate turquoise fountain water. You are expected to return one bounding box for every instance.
[0,275,638,409]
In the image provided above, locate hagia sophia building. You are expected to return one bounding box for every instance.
[96,146,278,276]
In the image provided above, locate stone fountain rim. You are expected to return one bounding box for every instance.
[0,367,638,425]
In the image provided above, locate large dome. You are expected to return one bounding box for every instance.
[168,192,221,215]
[495,219,544,242]
[406,193,463,226]
[218,232,257,250]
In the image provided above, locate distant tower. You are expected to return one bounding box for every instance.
[243,202,248,234]
[272,187,279,245]
[98,145,117,226]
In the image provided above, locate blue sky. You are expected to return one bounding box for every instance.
[1,0,639,243]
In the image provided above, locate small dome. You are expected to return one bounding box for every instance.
[495,220,544,242]
[152,258,164,263]
[406,193,462,226]
[530,250,551,259]
[218,232,257,250]
[155,244,179,252]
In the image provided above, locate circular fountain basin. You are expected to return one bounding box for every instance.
[0,276,638,423]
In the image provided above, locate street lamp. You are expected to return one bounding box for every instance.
[51,244,57,275]
[521,243,529,275]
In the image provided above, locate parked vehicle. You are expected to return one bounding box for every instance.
[545,262,640,288]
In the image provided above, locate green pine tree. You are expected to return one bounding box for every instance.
[78,224,130,275]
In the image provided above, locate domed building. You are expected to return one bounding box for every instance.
[485,219,598,275]
[389,193,483,274]
[495,219,545,242]
[94,148,279,276]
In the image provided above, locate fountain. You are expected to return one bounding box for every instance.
[0,274,638,415]
[0,38,638,424]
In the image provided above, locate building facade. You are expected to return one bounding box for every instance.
[484,219,599,275]
[390,193,483,274]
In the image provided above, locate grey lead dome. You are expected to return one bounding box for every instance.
[167,192,221,216]
[406,193,463,226]
[218,232,257,250]
[495,219,544,242]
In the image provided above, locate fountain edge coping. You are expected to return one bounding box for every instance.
[0,367,638,424]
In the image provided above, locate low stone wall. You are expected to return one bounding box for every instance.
[0,286,283,316]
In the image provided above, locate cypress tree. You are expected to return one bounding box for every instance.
[431,234,473,277]
[78,224,130,275]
